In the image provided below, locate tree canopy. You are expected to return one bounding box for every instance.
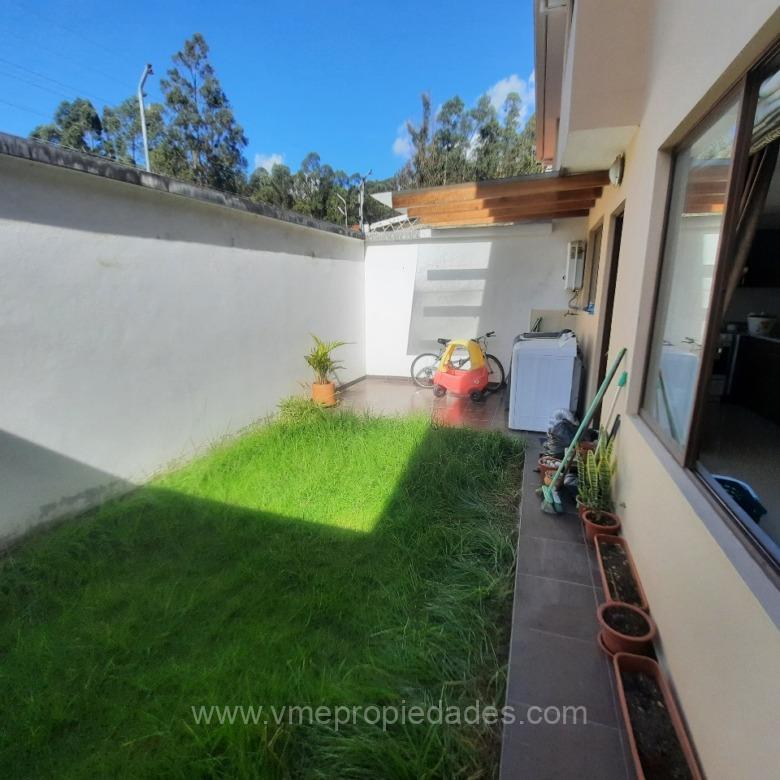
[27,33,541,227]
[155,33,247,192]
[31,98,103,153]
[396,91,543,189]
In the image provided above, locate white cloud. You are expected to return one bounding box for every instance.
[392,124,412,159]
[253,152,284,172]
[486,70,535,126]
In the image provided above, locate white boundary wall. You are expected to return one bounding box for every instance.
[365,221,588,377]
[0,155,365,541]
[1,152,589,543]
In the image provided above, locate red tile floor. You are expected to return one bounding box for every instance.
[338,376,513,431]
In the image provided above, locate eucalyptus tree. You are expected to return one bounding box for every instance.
[100,97,165,166]
[30,98,103,152]
[157,33,248,192]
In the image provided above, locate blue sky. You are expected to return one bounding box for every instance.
[0,0,535,179]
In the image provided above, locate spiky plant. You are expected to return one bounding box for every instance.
[304,334,347,384]
[576,430,615,513]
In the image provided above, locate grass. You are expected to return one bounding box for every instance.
[0,402,524,778]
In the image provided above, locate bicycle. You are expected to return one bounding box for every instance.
[410,331,505,391]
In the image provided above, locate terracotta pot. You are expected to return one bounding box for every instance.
[581,508,621,543]
[597,602,656,656]
[595,534,650,612]
[537,456,563,486]
[311,381,337,407]
[613,653,703,780]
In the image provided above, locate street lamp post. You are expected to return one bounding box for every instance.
[137,63,153,172]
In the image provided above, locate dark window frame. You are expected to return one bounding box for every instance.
[639,81,748,464]
[582,222,603,313]
[639,40,780,577]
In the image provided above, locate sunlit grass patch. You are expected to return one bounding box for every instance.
[0,405,524,778]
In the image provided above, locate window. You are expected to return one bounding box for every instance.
[642,94,741,449]
[642,45,780,570]
[583,224,602,313]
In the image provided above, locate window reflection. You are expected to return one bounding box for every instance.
[698,64,780,562]
[643,97,740,445]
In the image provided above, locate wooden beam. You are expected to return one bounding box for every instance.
[406,187,603,217]
[687,181,728,195]
[683,202,725,214]
[688,161,731,181]
[417,200,596,223]
[422,208,591,227]
[393,171,610,209]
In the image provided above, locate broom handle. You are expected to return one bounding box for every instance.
[549,348,627,486]
[603,370,628,433]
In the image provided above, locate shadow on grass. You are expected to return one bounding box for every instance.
[0,417,524,779]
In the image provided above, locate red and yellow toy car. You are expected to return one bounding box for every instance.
[432,339,489,401]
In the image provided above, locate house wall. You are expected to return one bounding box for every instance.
[364,220,587,377]
[0,154,365,543]
[574,3,780,777]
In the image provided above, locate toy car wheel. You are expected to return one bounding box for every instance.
[433,385,446,397]
[470,391,484,402]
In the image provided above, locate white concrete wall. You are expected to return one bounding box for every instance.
[364,241,418,376]
[0,154,365,542]
[364,220,587,377]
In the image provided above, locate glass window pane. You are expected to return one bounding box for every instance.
[586,225,602,311]
[642,94,741,448]
[697,59,780,566]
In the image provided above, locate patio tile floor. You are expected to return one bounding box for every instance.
[338,378,632,779]
[501,441,634,780]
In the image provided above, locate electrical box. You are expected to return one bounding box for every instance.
[564,240,586,291]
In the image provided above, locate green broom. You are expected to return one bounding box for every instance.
[538,347,627,514]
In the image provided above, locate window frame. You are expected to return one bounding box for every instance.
[582,221,603,313]
[639,41,780,577]
[638,78,751,465]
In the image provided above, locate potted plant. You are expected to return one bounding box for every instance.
[305,335,346,407]
[595,534,650,612]
[538,454,564,486]
[577,432,621,542]
[597,602,657,656]
[613,653,703,779]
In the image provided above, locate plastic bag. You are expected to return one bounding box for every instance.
[543,419,579,457]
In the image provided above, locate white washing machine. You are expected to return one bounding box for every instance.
[508,332,582,431]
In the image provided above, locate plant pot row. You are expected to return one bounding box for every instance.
[537,438,701,776]
[588,530,702,778]
[535,438,700,776]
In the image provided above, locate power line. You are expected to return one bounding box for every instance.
[0,66,87,104]
[0,56,113,105]
[2,27,131,91]
[8,0,137,70]
[0,97,51,119]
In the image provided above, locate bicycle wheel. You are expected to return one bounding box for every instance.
[411,353,440,388]
[485,354,505,390]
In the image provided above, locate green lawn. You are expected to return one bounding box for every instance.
[0,402,524,778]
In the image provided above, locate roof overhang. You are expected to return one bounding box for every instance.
[534,0,571,166]
[376,170,608,228]
[535,0,652,171]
